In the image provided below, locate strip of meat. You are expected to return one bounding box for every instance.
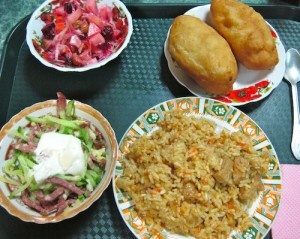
[45,187,65,201]
[88,155,96,169]
[79,122,90,128]
[28,124,41,144]
[98,159,106,169]
[21,190,44,214]
[11,143,37,153]
[35,191,52,207]
[93,141,105,149]
[46,177,84,195]
[40,204,58,216]
[56,92,67,115]
[35,187,65,206]
[56,198,76,215]
[39,195,73,216]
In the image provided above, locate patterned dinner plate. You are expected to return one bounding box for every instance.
[113,97,282,239]
[164,5,286,106]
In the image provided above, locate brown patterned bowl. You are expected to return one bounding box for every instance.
[0,99,118,223]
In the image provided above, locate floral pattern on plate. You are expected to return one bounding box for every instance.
[113,97,282,239]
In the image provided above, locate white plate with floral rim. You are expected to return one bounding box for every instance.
[164,5,286,106]
[112,97,282,239]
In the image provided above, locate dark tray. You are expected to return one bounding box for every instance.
[0,4,300,239]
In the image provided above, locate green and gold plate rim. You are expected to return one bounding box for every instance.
[113,97,282,239]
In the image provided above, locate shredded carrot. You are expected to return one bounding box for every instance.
[227,199,235,209]
[179,209,184,216]
[150,187,160,195]
[184,171,192,175]
[237,142,247,148]
[189,146,197,152]
[188,146,198,160]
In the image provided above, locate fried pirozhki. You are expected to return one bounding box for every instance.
[168,15,238,95]
[211,0,279,70]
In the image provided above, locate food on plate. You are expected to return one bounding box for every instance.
[210,0,279,70]
[0,92,107,216]
[117,110,269,238]
[32,0,129,67]
[168,15,238,95]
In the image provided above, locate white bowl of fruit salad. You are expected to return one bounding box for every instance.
[0,93,118,223]
[26,0,133,72]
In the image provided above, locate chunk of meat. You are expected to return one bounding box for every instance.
[214,157,233,185]
[233,157,249,185]
[239,173,264,200]
[182,182,199,203]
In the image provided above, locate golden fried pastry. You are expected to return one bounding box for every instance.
[168,15,238,95]
[210,0,279,70]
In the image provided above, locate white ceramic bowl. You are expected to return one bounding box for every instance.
[0,99,118,223]
[26,0,133,72]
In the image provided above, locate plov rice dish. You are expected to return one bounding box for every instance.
[117,110,269,239]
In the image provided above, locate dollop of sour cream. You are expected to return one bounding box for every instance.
[32,132,85,184]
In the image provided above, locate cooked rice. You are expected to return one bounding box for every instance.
[117,110,269,239]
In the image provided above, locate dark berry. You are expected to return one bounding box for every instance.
[99,42,110,51]
[42,22,55,40]
[40,13,52,23]
[64,2,74,14]
[65,57,72,66]
[101,25,113,41]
